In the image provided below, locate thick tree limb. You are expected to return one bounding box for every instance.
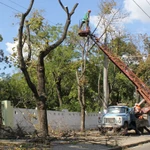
[42,0,78,57]
[25,20,32,62]
[17,0,38,98]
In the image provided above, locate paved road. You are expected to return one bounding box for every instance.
[51,142,112,150]
[126,142,150,150]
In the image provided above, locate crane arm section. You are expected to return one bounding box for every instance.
[90,34,150,105]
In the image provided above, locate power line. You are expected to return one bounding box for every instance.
[146,0,150,6]
[8,0,27,10]
[0,1,21,13]
[132,0,150,19]
[0,0,64,27]
[8,0,57,25]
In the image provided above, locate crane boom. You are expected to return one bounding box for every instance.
[89,34,150,105]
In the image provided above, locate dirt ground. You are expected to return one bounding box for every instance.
[0,130,148,150]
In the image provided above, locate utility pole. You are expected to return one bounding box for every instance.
[103,32,109,109]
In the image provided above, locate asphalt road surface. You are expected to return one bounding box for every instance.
[127,142,150,150]
[51,142,112,150]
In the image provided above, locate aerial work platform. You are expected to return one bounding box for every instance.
[78,29,90,37]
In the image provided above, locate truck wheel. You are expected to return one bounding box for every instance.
[98,127,107,135]
[113,128,121,133]
[122,122,128,135]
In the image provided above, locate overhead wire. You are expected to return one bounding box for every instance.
[146,0,150,6]
[8,0,27,10]
[132,0,150,19]
[8,0,58,26]
[0,1,21,13]
[0,0,59,26]
[1,0,94,34]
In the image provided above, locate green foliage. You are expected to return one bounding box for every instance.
[45,36,80,110]
[27,10,64,51]
[136,57,150,85]
[7,5,150,114]
[104,36,141,105]
[109,72,135,104]
[9,73,35,108]
[0,76,10,101]
[0,72,35,107]
[28,11,44,34]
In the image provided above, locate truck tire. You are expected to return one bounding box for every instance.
[98,127,107,135]
[122,122,128,135]
[113,128,121,133]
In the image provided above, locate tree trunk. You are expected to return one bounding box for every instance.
[0,102,2,128]
[80,103,85,132]
[53,73,63,107]
[56,82,63,107]
[98,67,103,110]
[37,58,48,137]
[81,85,86,131]
[76,71,86,131]
[37,99,48,137]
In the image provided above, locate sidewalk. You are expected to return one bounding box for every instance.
[112,134,150,150]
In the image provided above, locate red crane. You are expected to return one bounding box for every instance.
[78,30,150,132]
[89,34,150,106]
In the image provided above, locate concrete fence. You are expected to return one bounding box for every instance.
[1,100,99,132]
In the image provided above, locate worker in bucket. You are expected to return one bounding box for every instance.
[79,10,91,31]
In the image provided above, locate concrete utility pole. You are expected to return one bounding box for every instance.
[103,32,109,109]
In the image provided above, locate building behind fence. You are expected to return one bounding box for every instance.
[1,100,99,132]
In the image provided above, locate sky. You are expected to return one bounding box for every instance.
[1,0,150,75]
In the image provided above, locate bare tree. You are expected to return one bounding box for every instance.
[17,0,78,137]
[76,37,93,131]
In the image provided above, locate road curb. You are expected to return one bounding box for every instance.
[109,139,150,150]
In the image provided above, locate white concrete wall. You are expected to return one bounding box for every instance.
[13,108,99,132]
[1,100,13,127]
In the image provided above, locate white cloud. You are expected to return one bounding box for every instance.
[89,0,150,38]
[5,41,39,62]
[123,0,150,23]
[90,15,103,34]
[90,13,125,41]
[6,41,18,54]
[6,41,29,62]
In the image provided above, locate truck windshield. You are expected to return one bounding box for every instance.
[107,107,125,114]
